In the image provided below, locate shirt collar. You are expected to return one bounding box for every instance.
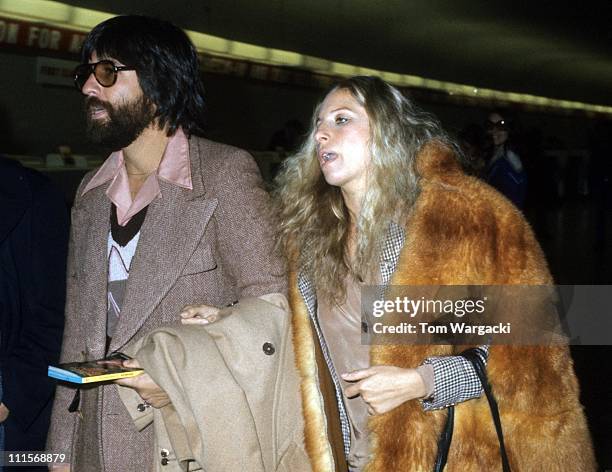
[81,128,193,226]
[82,127,193,196]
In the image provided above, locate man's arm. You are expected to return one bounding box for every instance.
[180,149,287,325]
[211,149,287,298]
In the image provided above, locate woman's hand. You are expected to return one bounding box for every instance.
[342,366,427,415]
[179,304,222,325]
[114,359,171,409]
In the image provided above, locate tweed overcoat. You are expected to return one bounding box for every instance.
[47,137,286,471]
[290,143,596,471]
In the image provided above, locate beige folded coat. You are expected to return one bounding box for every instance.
[119,297,310,472]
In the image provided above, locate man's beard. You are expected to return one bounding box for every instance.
[84,94,156,151]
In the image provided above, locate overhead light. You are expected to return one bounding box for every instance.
[1,0,611,115]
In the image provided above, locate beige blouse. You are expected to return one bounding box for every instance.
[318,275,371,470]
[318,275,435,471]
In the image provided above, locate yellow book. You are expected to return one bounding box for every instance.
[48,360,144,384]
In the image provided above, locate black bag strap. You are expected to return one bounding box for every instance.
[461,349,511,472]
[434,403,454,472]
[434,347,511,472]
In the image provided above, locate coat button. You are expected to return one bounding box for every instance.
[262,342,275,355]
[160,449,169,458]
[137,403,146,412]
[161,458,169,466]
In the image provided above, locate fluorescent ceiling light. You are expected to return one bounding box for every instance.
[1,0,611,115]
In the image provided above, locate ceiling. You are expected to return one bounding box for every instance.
[61,0,612,107]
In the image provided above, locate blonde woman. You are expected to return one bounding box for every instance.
[275,76,595,471]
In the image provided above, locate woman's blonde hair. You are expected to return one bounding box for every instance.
[274,76,452,302]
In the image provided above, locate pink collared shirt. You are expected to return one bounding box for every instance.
[82,128,193,226]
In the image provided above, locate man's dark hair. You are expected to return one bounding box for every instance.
[82,15,206,136]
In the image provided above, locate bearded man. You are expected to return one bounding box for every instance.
[47,15,286,471]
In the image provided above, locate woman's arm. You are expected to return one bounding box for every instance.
[420,346,488,410]
[342,366,428,415]
[342,346,489,415]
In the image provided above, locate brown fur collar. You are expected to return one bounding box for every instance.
[290,143,596,471]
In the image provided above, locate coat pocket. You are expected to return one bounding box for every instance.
[182,244,217,275]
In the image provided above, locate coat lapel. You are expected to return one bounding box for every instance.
[298,270,352,459]
[110,140,217,352]
[75,185,112,359]
[297,272,317,319]
[378,222,405,287]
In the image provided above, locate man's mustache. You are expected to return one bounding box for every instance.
[84,97,112,114]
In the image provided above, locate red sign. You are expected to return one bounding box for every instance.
[0,16,85,55]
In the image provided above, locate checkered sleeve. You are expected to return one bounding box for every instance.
[421,345,489,411]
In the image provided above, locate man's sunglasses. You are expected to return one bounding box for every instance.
[73,60,135,91]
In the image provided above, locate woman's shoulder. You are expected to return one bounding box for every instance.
[416,144,525,227]
[504,148,524,172]
[189,136,263,189]
[409,171,549,283]
[418,173,530,246]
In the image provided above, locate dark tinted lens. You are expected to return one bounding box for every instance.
[74,63,93,90]
[94,61,117,87]
[486,121,507,131]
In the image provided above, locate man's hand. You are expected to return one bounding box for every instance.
[179,304,223,325]
[342,366,427,416]
[0,402,9,423]
[114,359,171,409]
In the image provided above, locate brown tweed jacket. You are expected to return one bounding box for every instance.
[47,136,286,471]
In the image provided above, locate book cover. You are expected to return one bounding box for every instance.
[48,360,144,384]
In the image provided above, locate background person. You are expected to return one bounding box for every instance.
[485,109,527,208]
[0,155,68,471]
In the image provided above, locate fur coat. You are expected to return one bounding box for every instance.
[289,143,596,471]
